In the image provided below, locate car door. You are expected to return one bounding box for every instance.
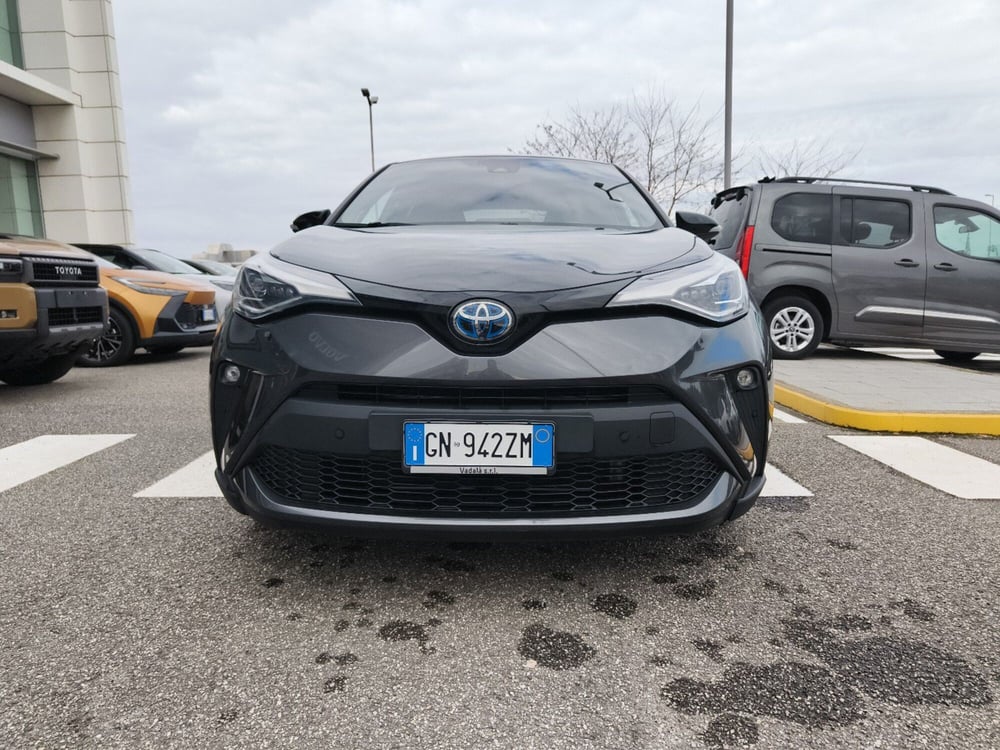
[830,188,926,340]
[923,201,1000,350]
[749,187,834,303]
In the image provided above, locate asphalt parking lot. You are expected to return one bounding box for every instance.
[1,349,998,749]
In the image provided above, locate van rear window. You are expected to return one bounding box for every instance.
[771,193,832,244]
[709,191,749,249]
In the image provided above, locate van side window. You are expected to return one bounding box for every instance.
[770,193,831,244]
[934,206,1000,259]
[838,197,911,247]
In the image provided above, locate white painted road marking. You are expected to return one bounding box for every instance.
[773,408,806,424]
[0,434,134,493]
[762,463,813,497]
[857,347,1000,362]
[760,464,812,497]
[830,435,1000,500]
[5,434,997,502]
[134,450,221,497]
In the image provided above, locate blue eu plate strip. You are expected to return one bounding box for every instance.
[404,423,425,466]
[532,424,554,467]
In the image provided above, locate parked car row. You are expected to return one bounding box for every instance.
[0,235,235,385]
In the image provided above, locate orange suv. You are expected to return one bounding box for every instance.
[78,253,218,367]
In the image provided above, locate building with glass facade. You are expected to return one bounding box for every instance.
[0,0,131,243]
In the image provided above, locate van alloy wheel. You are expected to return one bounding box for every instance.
[764,297,822,359]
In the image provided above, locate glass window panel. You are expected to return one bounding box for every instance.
[0,0,23,67]
[838,197,911,247]
[770,193,832,244]
[0,154,43,237]
[934,206,1000,259]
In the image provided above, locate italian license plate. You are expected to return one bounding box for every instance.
[202,307,216,322]
[403,422,554,475]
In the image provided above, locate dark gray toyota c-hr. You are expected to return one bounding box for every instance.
[210,155,771,536]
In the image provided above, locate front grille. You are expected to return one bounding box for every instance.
[251,445,723,517]
[26,257,100,285]
[175,303,211,329]
[47,306,105,327]
[300,383,671,409]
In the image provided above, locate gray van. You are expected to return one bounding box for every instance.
[708,177,1000,360]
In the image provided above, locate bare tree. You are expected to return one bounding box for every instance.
[522,92,860,214]
[630,91,727,215]
[523,103,638,169]
[521,89,726,215]
[756,136,860,179]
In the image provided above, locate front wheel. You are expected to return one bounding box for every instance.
[78,308,136,367]
[764,296,823,359]
[0,349,81,386]
[934,350,980,363]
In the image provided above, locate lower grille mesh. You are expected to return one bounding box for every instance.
[251,445,723,517]
[47,307,104,326]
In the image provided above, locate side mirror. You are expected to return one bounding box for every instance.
[291,209,331,233]
[675,211,720,245]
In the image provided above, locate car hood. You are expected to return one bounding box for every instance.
[0,235,96,260]
[270,225,707,292]
[100,267,216,292]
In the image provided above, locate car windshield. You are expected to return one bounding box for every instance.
[90,255,119,269]
[334,157,664,231]
[196,260,238,276]
[132,248,203,274]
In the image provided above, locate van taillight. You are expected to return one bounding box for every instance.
[736,225,755,278]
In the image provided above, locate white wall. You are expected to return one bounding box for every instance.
[18,0,132,244]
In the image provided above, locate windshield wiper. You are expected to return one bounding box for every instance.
[332,222,414,228]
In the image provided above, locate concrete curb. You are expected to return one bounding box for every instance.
[774,383,1000,436]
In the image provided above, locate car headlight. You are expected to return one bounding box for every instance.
[607,252,749,323]
[232,253,359,320]
[112,276,182,296]
[208,278,234,291]
[0,258,23,281]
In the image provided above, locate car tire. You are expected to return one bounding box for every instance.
[764,296,823,360]
[934,350,980,363]
[78,307,136,367]
[146,345,184,356]
[0,349,81,386]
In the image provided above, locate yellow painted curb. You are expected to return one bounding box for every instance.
[774,383,1000,436]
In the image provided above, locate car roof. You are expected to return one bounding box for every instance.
[383,154,621,169]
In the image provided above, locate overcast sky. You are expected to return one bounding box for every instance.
[113,0,1000,257]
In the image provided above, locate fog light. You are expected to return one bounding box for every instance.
[735,368,757,389]
[221,364,242,384]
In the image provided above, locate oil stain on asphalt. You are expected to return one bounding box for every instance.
[661,660,865,728]
[662,601,993,746]
[781,608,993,706]
[518,624,596,670]
[702,713,759,749]
[379,620,437,655]
[590,593,637,619]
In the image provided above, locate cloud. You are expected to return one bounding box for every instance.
[113,0,1000,252]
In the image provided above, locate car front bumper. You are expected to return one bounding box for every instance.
[210,308,771,537]
[0,286,108,367]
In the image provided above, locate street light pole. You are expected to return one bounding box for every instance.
[361,88,378,172]
[723,0,734,189]
[986,194,995,207]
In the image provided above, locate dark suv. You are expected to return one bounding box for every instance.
[709,177,1000,360]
